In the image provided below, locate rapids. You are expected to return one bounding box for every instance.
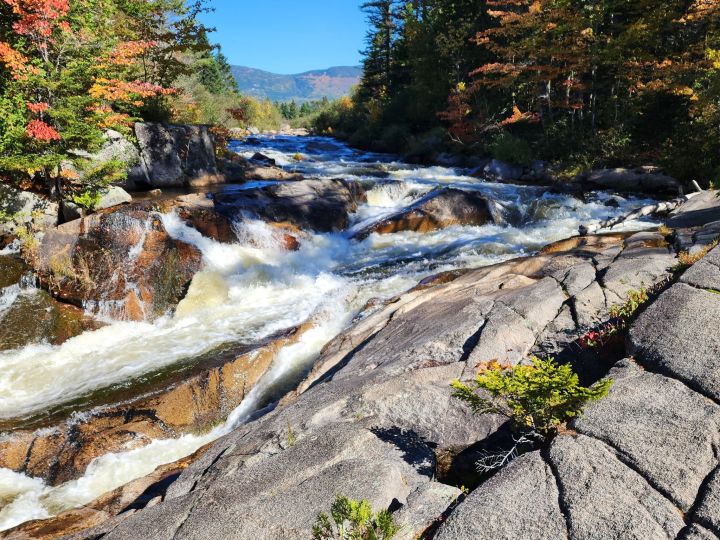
[0,135,659,531]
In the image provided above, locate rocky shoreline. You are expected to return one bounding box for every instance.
[1,130,719,539]
[2,188,717,539]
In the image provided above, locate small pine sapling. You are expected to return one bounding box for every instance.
[312,496,399,540]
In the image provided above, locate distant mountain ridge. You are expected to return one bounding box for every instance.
[230,65,362,102]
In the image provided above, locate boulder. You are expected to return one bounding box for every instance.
[582,167,682,195]
[96,186,132,210]
[482,159,523,182]
[353,188,493,238]
[214,179,365,232]
[128,123,220,189]
[31,204,203,321]
[0,185,58,237]
[435,452,566,540]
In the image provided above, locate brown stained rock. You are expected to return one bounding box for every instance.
[31,205,203,321]
[354,188,493,239]
[0,326,309,485]
[1,447,211,540]
[0,290,102,351]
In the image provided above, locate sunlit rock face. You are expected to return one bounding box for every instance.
[31,205,203,322]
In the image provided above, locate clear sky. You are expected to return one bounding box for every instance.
[200,1,368,74]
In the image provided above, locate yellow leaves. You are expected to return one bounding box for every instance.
[707,49,720,69]
[456,81,467,92]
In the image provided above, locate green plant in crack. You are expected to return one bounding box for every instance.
[452,357,612,472]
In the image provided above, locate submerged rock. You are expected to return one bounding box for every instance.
[354,188,493,238]
[0,289,100,352]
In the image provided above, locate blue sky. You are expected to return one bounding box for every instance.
[201,1,368,74]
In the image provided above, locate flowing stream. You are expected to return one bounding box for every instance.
[0,136,658,530]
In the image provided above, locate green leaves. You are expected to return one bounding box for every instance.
[452,357,613,438]
[312,496,400,540]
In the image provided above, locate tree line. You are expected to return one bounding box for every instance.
[317,0,720,184]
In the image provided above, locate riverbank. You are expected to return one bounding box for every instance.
[0,134,717,538]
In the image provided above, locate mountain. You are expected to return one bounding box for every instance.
[230,65,362,102]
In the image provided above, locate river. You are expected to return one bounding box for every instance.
[0,135,658,530]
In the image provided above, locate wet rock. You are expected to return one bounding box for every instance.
[0,289,100,352]
[582,167,682,195]
[549,434,685,539]
[3,451,207,540]
[354,188,492,238]
[32,205,203,321]
[128,123,221,189]
[214,178,365,232]
[0,255,27,289]
[435,452,566,540]
[574,359,720,509]
[163,194,237,244]
[630,282,720,401]
[482,159,523,182]
[250,152,276,166]
[0,327,307,484]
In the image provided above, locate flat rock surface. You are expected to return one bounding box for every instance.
[630,282,720,401]
[574,359,720,510]
[548,434,685,539]
[435,452,566,540]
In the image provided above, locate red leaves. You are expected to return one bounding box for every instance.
[26,101,49,113]
[26,119,60,141]
[4,0,70,39]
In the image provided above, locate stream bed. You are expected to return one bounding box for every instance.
[0,136,659,530]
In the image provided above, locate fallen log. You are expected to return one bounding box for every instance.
[579,192,703,236]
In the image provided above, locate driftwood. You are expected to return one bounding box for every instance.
[579,192,703,236]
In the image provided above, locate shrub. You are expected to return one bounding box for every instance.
[452,357,612,440]
[312,496,399,540]
[608,288,649,320]
[489,132,533,166]
[675,241,719,272]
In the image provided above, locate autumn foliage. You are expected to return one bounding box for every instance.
[0,0,212,198]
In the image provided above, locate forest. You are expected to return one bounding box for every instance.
[316,0,720,184]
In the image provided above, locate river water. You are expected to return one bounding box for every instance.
[0,136,658,530]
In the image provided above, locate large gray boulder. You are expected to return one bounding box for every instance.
[482,159,524,182]
[582,167,682,195]
[128,123,220,189]
[213,178,365,232]
[0,184,58,238]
